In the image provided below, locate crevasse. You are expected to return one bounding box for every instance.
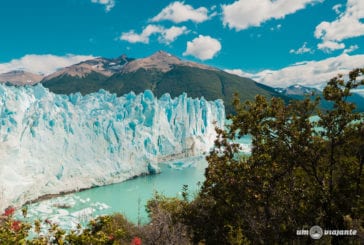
[0,84,225,209]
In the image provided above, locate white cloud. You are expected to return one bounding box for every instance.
[343,44,359,53]
[183,35,221,60]
[0,54,95,75]
[290,42,313,54]
[315,0,364,51]
[317,40,345,52]
[121,25,163,44]
[332,4,342,14]
[120,25,188,44]
[224,69,254,78]
[225,53,364,88]
[222,0,322,31]
[151,1,209,23]
[91,0,115,12]
[159,26,189,44]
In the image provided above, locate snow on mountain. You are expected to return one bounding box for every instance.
[274,84,319,95]
[42,55,133,81]
[0,84,225,210]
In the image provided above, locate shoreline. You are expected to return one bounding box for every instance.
[21,172,158,207]
[17,158,201,208]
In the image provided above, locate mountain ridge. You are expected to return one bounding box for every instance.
[275,84,364,112]
[0,70,44,85]
[121,50,217,73]
[39,51,288,114]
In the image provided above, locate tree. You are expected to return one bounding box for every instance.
[184,68,364,244]
[143,192,190,245]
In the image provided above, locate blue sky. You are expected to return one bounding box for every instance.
[1,0,364,88]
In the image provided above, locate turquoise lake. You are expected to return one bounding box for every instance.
[18,135,252,231]
[19,157,208,230]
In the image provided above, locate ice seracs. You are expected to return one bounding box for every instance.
[0,84,225,210]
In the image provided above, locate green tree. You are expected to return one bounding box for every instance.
[185,68,364,244]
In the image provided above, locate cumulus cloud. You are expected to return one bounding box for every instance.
[225,53,364,88]
[332,4,342,14]
[121,25,162,44]
[151,1,209,23]
[120,25,188,44]
[315,0,364,51]
[343,44,359,53]
[224,69,254,78]
[317,40,346,52]
[0,54,95,75]
[159,26,189,43]
[183,35,221,60]
[222,0,322,31]
[91,0,115,12]
[289,42,313,54]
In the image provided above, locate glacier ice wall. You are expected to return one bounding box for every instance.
[0,84,225,209]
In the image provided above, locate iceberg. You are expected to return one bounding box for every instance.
[0,84,225,210]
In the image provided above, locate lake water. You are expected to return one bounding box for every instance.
[17,134,252,231]
[17,156,208,230]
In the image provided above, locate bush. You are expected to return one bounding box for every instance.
[182,68,364,244]
[141,192,190,245]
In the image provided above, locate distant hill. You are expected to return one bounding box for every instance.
[0,70,43,85]
[275,84,364,112]
[41,51,288,114]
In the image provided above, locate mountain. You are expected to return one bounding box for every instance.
[0,70,44,85]
[0,83,224,209]
[276,84,364,112]
[121,50,214,73]
[348,91,364,112]
[274,84,319,96]
[42,51,288,114]
[41,55,134,94]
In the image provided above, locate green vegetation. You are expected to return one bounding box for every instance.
[184,68,364,244]
[0,194,186,245]
[42,72,110,95]
[2,68,363,244]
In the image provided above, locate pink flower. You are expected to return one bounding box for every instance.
[4,206,15,216]
[11,220,21,231]
[131,237,142,245]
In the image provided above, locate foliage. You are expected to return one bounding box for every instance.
[0,206,140,244]
[142,192,190,245]
[42,72,110,95]
[64,214,138,244]
[184,68,364,244]
[0,206,31,244]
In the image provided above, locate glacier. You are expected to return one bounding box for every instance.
[0,84,225,210]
